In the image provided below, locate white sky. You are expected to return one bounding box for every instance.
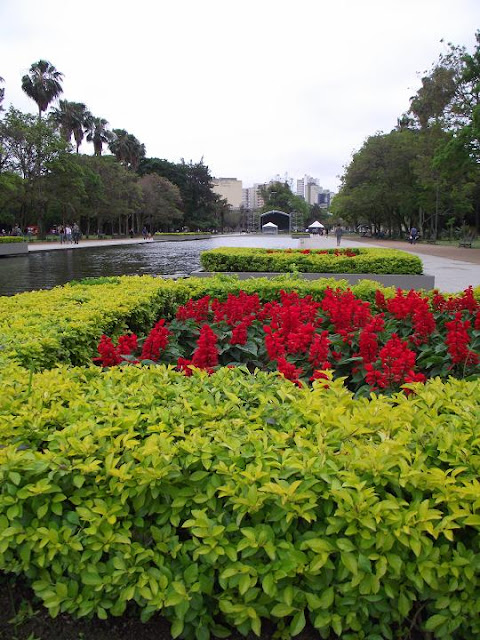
[1,0,479,192]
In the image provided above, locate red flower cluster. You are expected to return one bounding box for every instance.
[445,313,479,367]
[140,320,169,361]
[95,286,479,397]
[365,333,424,390]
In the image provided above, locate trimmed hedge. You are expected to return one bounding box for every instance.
[0,275,394,371]
[0,236,25,243]
[200,247,423,275]
[0,364,480,639]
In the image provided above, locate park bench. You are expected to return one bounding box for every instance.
[458,235,474,248]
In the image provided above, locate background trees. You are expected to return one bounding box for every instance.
[333,32,480,239]
[0,60,230,236]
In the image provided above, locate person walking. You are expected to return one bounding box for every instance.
[64,224,73,244]
[409,227,418,244]
[72,223,81,245]
[335,224,343,246]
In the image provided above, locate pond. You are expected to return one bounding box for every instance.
[0,235,301,296]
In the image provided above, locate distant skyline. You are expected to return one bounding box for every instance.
[1,0,479,192]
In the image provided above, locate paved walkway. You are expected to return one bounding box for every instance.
[28,237,151,251]
[301,235,480,293]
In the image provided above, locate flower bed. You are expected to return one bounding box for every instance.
[96,286,480,396]
[200,247,423,275]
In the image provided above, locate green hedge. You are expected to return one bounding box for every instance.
[1,363,480,639]
[200,247,423,275]
[0,236,25,243]
[0,275,394,371]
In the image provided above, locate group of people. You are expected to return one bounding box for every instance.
[58,223,81,245]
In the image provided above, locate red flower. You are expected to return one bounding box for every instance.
[141,319,170,361]
[118,333,138,355]
[192,325,219,368]
[276,356,303,386]
[365,333,417,390]
[96,335,122,367]
[176,295,211,322]
[445,313,479,367]
[309,330,331,368]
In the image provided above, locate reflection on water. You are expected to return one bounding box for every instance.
[0,235,300,296]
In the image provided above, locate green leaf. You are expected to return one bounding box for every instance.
[290,611,306,636]
[317,586,334,609]
[424,614,447,632]
[271,603,295,618]
[341,552,358,575]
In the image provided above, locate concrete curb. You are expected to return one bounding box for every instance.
[192,271,435,290]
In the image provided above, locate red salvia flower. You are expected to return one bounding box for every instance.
[445,313,479,367]
[96,335,122,367]
[176,295,211,322]
[117,333,138,355]
[141,319,170,361]
[192,324,219,368]
[276,356,303,386]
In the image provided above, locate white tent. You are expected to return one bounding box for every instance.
[308,220,325,229]
[262,221,278,234]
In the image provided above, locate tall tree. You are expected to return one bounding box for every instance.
[139,173,183,231]
[51,100,93,152]
[86,117,112,156]
[109,128,145,170]
[21,60,64,120]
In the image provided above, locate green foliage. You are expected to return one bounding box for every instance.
[0,364,479,638]
[200,247,423,275]
[0,236,24,243]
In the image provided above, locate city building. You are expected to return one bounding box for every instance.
[212,178,243,209]
[242,184,265,210]
[296,175,333,208]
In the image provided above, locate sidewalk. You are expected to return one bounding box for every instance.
[301,235,480,293]
[28,237,151,252]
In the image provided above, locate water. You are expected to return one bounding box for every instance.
[0,235,300,296]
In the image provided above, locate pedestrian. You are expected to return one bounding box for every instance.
[142,226,148,240]
[335,224,343,246]
[72,223,81,245]
[64,225,73,244]
[409,227,418,244]
[58,225,65,244]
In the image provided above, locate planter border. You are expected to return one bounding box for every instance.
[153,234,211,242]
[0,242,28,257]
[192,270,435,289]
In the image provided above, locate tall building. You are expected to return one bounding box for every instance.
[212,178,243,209]
[296,175,333,207]
[242,184,265,210]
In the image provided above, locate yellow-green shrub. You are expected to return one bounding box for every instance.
[0,363,480,639]
[200,247,423,275]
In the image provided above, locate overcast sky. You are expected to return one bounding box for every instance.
[1,0,479,192]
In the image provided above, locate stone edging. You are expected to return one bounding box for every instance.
[0,243,29,257]
[192,271,435,289]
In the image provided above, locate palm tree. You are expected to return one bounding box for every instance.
[86,116,112,156]
[21,60,63,120]
[51,100,92,152]
[109,128,146,170]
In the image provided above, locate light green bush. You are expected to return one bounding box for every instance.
[0,363,479,638]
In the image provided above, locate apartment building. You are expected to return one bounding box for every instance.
[212,178,243,209]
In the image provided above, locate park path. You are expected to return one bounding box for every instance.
[301,235,480,293]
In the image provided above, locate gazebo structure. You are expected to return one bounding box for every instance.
[307,220,325,234]
[262,221,278,234]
